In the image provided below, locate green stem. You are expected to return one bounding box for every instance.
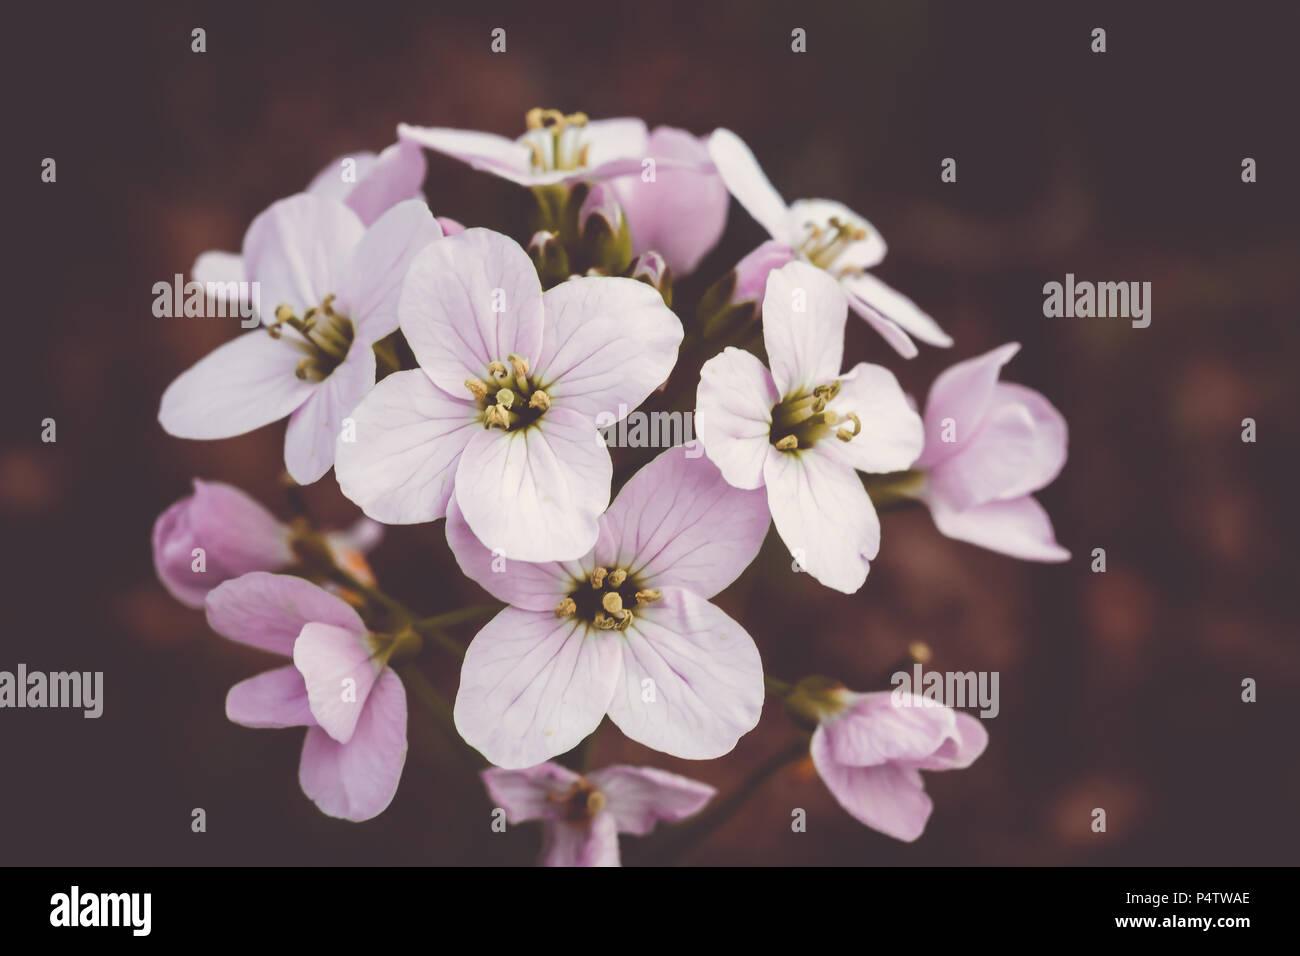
[414,604,502,630]
[764,674,792,697]
[395,663,486,771]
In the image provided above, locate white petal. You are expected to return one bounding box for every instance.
[762,262,846,396]
[241,194,364,316]
[820,362,925,475]
[694,347,779,490]
[706,128,791,242]
[283,342,375,485]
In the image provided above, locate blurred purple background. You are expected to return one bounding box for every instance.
[3,1,1297,865]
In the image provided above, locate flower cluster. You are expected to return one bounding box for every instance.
[153,110,1068,864]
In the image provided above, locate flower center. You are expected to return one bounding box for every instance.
[553,566,662,632]
[267,294,355,382]
[795,216,868,276]
[548,778,606,822]
[520,108,592,173]
[465,354,551,431]
[770,380,861,452]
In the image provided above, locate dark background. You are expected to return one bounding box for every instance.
[3,0,1297,865]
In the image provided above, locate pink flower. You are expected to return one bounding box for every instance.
[916,343,1069,561]
[482,762,715,866]
[609,126,729,276]
[446,446,769,769]
[206,572,408,821]
[695,262,924,593]
[159,194,444,484]
[192,139,427,293]
[152,479,382,608]
[399,110,687,189]
[334,227,682,562]
[811,691,988,842]
[707,128,951,358]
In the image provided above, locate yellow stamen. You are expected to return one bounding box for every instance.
[607,568,627,588]
[774,435,798,451]
[554,597,577,619]
[634,589,662,606]
[590,567,608,589]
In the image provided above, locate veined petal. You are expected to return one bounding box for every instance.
[841,272,951,348]
[337,199,443,342]
[707,128,791,242]
[917,342,1021,467]
[334,369,478,524]
[606,588,763,760]
[926,494,1070,563]
[283,341,375,485]
[454,407,611,563]
[810,731,933,842]
[926,401,1039,510]
[823,692,959,767]
[762,262,846,397]
[481,763,582,823]
[225,665,313,729]
[585,765,716,836]
[539,814,621,867]
[453,608,622,769]
[819,362,924,475]
[596,446,770,599]
[399,228,545,396]
[534,276,682,422]
[293,622,384,745]
[241,194,364,317]
[205,572,365,657]
[764,446,880,594]
[695,347,779,491]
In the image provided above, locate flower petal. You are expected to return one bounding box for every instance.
[583,117,649,169]
[315,140,427,227]
[298,669,407,821]
[810,730,933,842]
[913,712,990,771]
[480,763,581,822]
[453,608,621,769]
[706,128,791,242]
[926,401,1039,510]
[397,124,532,180]
[605,587,763,760]
[399,228,545,396]
[293,622,384,744]
[762,261,846,397]
[158,330,316,439]
[985,383,1068,498]
[596,446,769,599]
[845,294,920,359]
[241,194,364,317]
[695,347,779,490]
[534,277,683,423]
[585,765,716,835]
[917,342,1021,467]
[764,446,880,594]
[785,199,887,271]
[283,341,375,485]
[225,665,314,729]
[192,250,245,284]
[824,692,959,767]
[205,572,365,656]
[927,494,1070,562]
[840,272,951,347]
[454,407,611,563]
[819,362,924,474]
[334,369,478,524]
[337,199,443,342]
[539,814,621,867]
[445,498,584,612]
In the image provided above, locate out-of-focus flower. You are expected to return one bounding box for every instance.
[206,572,411,821]
[696,262,923,593]
[482,762,715,866]
[916,343,1069,561]
[334,227,682,562]
[791,679,987,841]
[609,126,728,276]
[446,446,769,769]
[708,128,951,358]
[159,195,444,484]
[193,140,427,292]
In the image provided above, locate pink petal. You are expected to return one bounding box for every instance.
[453,608,621,769]
[158,329,316,439]
[611,126,728,276]
[444,498,584,612]
[481,763,581,822]
[337,199,443,342]
[298,669,407,821]
[539,813,621,867]
[397,124,532,180]
[585,765,716,835]
[732,240,797,304]
[762,262,847,397]
[694,347,779,490]
[225,665,313,728]
[398,228,545,397]
[823,692,960,767]
[204,572,365,656]
[454,407,611,563]
[706,128,791,242]
[926,401,1039,510]
[984,383,1068,498]
[333,369,478,524]
[817,362,924,475]
[241,194,364,317]
[283,341,375,485]
[845,294,920,359]
[437,216,466,236]
[763,446,880,594]
[606,587,763,760]
[840,272,950,347]
[917,342,1021,468]
[151,479,292,608]
[913,712,990,771]
[811,730,934,842]
[293,622,384,744]
[595,446,769,599]
[332,140,426,227]
[926,494,1070,562]
[534,277,682,423]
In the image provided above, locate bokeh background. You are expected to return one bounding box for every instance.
[4,0,1297,865]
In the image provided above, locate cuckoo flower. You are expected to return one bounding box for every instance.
[152,479,382,608]
[695,262,924,593]
[446,446,768,769]
[192,139,428,293]
[206,572,410,821]
[915,343,1069,561]
[159,194,444,484]
[334,227,682,563]
[707,128,951,358]
[482,762,715,867]
[802,684,988,842]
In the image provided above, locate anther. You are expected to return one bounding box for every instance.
[465,379,488,402]
[529,390,551,411]
[487,361,509,380]
[590,567,608,589]
[496,388,516,409]
[634,589,662,606]
[601,592,625,615]
[607,569,627,588]
[554,597,577,619]
[774,435,799,451]
[836,412,862,442]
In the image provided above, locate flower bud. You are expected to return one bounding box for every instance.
[697,240,795,340]
[528,230,570,288]
[577,182,631,275]
[627,250,674,307]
